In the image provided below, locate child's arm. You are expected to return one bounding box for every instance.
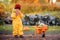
[19,11,24,18]
[11,11,16,20]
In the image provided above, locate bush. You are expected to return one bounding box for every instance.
[0,19,5,25]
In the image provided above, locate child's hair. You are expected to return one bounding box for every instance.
[14,4,21,10]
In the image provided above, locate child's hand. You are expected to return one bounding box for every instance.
[15,9,20,16]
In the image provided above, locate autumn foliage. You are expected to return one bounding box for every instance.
[0,2,7,18]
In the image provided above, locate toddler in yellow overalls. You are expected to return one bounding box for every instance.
[11,4,24,38]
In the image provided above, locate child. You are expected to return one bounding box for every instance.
[11,4,24,38]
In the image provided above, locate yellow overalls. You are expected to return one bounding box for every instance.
[11,11,23,36]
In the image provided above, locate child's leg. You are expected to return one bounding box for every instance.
[13,24,18,38]
[18,24,24,38]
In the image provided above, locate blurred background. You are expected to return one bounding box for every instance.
[0,0,60,34]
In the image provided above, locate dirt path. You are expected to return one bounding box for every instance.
[0,34,60,40]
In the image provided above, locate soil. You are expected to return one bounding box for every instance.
[0,34,60,40]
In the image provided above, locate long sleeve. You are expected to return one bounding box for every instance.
[19,11,24,18]
[11,12,16,20]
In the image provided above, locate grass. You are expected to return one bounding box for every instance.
[0,25,12,31]
[48,26,60,31]
[0,25,60,31]
[0,25,60,34]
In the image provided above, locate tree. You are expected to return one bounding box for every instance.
[11,0,19,3]
[0,2,7,25]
